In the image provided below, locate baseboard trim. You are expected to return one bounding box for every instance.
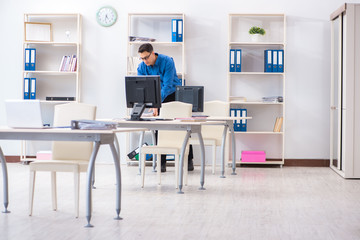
[5,155,330,167]
[4,156,21,163]
[284,159,329,167]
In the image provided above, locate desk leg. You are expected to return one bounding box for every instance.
[85,141,100,228]
[229,122,237,175]
[138,131,145,175]
[220,125,229,178]
[150,130,157,172]
[197,132,206,190]
[177,130,191,194]
[110,141,122,221]
[0,147,10,213]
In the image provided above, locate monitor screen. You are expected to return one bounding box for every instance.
[175,86,204,112]
[125,75,161,120]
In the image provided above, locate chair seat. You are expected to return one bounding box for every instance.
[30,160,88,172]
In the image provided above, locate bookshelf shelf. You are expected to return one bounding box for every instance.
[229,72,284,75]
[227,13,286,165]
[230,42,285,46]
[234,131,283,135]
[24,71,78,75]
[24,42,78,46]
[128,41,183,46]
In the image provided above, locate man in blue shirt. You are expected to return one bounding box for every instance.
[137,43,194,172]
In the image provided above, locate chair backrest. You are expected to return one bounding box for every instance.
[202,100,230,145]
[52,103,97,161]
[158,101,192,147]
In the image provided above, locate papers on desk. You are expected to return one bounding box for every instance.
[71,120,117,130]
[174,117,208,122]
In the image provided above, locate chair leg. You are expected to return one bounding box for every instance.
[29,170,36,216]
[157,154,161,185]
[141,152,146,188]
[74,171,80,218]
[184,155,188,186]
[51,171,57,211]
[175,155,179,189]
[212,144,216,174]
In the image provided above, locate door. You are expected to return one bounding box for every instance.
[330,14,343,170]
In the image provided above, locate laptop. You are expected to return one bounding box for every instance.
[5,99,48,128]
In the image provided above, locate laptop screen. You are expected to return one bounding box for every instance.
[5,99,45,128]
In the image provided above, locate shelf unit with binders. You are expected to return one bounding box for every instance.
[227,14,286,165]
[126,13,185,164]
[21,13,82,161]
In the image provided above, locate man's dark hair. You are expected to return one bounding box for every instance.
[138,43,153,53]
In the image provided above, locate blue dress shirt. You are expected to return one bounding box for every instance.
[137,53,181,102]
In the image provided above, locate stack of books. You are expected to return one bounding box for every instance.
[59,55,77,72]
[129,36,156,42]
[262,96,283,103]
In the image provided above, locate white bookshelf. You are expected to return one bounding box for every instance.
[227,13,286,165]
[21,13,82,161]
[126,13,185,163]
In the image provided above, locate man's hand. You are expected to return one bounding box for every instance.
[151,108,159,116]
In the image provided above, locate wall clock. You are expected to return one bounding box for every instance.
[96,6,118,27]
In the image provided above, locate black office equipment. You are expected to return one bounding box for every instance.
[175,86,204,112]
[125,75,162,121]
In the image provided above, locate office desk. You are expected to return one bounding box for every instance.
[0,127,145,227]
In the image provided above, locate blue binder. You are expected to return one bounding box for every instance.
[229,49,236,72]
[278,50,284,72]
[171,19,178,42]
[30,78,36,99]
[24,48,31,70]
[230,108,242,131]
[264,50,272,72]
[235,49,242,72]
[177,19,183,42]
[24,78,30,99]
[30,48,36,71]
[272,50,278,72]
[240,109,247,132]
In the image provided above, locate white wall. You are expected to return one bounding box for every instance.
[0,0,357,162]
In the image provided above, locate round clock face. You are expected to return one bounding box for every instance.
[96,6,117,27]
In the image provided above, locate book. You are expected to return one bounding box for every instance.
[273,117,283,132]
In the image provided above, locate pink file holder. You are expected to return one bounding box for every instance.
[241,151,266,162]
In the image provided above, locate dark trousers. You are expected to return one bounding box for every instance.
[159,92,193,166]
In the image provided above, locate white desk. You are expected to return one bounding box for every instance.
[0,127,145,227]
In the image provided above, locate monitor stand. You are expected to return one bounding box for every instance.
[130,103,146,121]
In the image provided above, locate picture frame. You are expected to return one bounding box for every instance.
[24,22,52,42]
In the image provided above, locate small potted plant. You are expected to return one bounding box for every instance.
[249,26,266,41]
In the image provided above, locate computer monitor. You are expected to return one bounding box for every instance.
[125,75,162,120]
[175,86,204,112]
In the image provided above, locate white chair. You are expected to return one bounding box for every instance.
[189,100,230,174]
[29,103,96,218]
[140,101,192,188]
